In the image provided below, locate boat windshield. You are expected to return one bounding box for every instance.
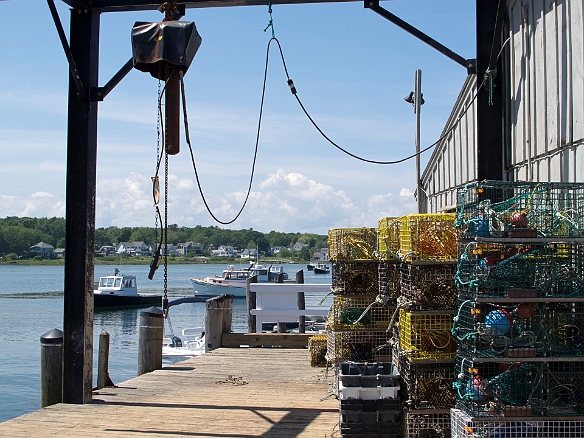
[114,278,122,288]
[122,278,135,288]
[99,277,114,288]
[224,271,250,280]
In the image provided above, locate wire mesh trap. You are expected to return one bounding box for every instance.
[329,227,379,262]
[401,262,458,310]
[400,214,458,263]
[456,181,584,240]
[398,309,457,361]
[332,261,381,295]
[399,355,456,409]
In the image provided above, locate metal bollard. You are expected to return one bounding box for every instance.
[138,307,163,376]
[40,328,63,408]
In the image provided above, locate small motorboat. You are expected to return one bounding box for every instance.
[313,263,330,274]
[307,263,315,271]
[94,269,161,308]
[163,328,205,357]
[190,262,290,297]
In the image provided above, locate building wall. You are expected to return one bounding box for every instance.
[421,0,583,212]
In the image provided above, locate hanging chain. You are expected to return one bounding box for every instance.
[155,76,162,238]
[163,80,170,317]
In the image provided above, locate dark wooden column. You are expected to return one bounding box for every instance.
[63,6,100,404]
[476,0,504,181]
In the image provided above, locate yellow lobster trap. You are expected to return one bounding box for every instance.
[398,309,457,361]
[328,227,378,261]
[400,214,457,262]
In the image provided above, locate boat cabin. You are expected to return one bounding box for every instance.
[95,269,138,296]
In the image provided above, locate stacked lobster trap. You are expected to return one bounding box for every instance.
[326,225,401,437]
[393,214,459,438]
[451,181,584,437]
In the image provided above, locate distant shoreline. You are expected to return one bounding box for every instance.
[0,257,303,266]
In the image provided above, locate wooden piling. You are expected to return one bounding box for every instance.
[137,307,163,376]
[97,332,114,389]
[204,294,234,352]
[275,273,287,333]
[246,275,257,333]
[296,270,306,333]
[40,328,63,408]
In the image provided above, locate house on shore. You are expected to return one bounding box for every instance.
[30,242,54,258]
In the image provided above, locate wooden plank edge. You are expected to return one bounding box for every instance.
[222,333,313,348]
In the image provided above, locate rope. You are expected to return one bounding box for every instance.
[263,0,275,39]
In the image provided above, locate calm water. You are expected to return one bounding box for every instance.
[0,263,331,423]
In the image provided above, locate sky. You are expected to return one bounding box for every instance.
[0,0,475,235]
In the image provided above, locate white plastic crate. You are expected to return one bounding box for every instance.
[451,408,584,438]
[339,381,400,400]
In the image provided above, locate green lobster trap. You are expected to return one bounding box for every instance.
[400,214,457,262]
[456,241,584,299]
[452,300,584,359]
[398,309,457,361]
[331,261,380,295]
[328,227,378,261]
[327,294,394,331]
[453,355,584,418]
[456,180,584,240]
[400,262,458,310]
[378,217,400,261]
[325,329,393,365]
[399,355,456,409]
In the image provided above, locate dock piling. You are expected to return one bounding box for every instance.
[204,294,234,352]
[97,331,114,389]
[296,270,306,333]
[137,307,163,376]
[40,328,63,408]
[246,275,257,333]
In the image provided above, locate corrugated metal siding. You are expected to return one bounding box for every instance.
[421,0,583,212]
[505,0,584,182]
[421,76,477,213]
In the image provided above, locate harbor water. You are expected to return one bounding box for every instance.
[0,263,332,423]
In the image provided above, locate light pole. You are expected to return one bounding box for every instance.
[405,69,424,213]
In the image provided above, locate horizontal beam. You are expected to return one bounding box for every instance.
[221,333,312,348]
[62,0,360,12]
[249,283,331,293]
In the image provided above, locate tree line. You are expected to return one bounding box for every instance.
[0,217,328,258]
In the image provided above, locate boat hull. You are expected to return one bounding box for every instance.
[313,267,329,274]
[190,279,248,297]
[94,293,162,308]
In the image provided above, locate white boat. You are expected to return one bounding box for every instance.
[190,262,290,297]
[163,328,205,357]
[94,269,161,308]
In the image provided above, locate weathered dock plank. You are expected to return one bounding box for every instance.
[0,348,339,437]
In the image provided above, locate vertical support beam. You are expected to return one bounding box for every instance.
[476,0,503,181]
[296,270,305,334]
[63,6,100,404]
[414,69,423,213]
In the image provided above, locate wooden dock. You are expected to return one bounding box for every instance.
[0,348,339,437]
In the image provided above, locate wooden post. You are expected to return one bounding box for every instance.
[97,332,114,389]
[204,294,233,352]
[62,6,100,405]
[165,66,180,155]
[275,273,286,333]
[296,270,306,334]
[247,275,257,333]
[221,295,233,336]
[138,307,163,376]
[40,328,63,408]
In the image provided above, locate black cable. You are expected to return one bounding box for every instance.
[180,39,270,224]
[269,36,484,165]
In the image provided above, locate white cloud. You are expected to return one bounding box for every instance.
[2,169,418,234]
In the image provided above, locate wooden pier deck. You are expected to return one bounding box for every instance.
[0,348,339,437]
